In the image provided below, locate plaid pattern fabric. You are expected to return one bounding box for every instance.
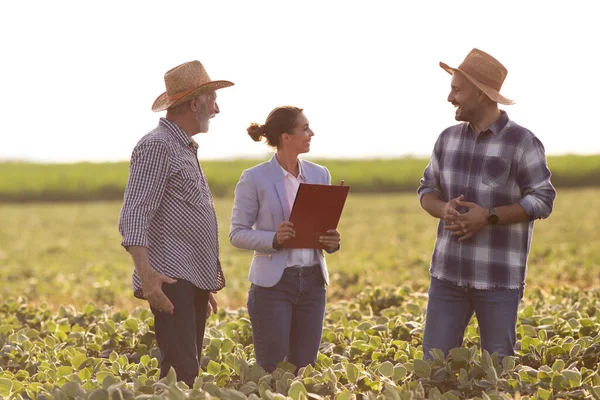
[119,118,225,298]
[418,111,556,289]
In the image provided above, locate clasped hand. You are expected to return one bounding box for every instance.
[442,195,488,241]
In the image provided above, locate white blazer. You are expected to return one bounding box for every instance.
[229,155,333,287]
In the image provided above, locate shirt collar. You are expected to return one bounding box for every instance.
[159,117,199,150]
[469,110,510,136]
[279,159,304,180]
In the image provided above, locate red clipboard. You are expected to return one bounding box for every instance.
[282,182,350,249]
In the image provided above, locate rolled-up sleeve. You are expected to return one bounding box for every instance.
[118,141,169,248]
[417,137,443,202]
[517,136,556,219]
[229,170,277,252]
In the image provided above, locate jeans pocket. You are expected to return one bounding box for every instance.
[482,157,510,188]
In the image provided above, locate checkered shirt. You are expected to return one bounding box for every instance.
[417,111,556,289]
[119,118,225,297]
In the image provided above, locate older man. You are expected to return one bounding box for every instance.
[418,49,556,359]
[118,60,233,386]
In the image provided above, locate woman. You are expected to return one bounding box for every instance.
[229,106,341,373]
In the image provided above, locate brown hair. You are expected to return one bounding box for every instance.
[247,106,304,148]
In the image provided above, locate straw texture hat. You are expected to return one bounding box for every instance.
[440,48,515,105]
[152,61,234,112]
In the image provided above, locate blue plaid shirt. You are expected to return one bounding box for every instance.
[418,111,556,289]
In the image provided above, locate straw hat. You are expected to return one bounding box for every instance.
[440,48,515,105]
[152,61,234,112]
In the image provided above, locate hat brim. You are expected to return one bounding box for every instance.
[439,62,515,105]
[152,80,234,112]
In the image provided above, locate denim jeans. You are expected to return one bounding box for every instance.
[150,279,210,387]
[422,277,524,360]
[247,265,326,373]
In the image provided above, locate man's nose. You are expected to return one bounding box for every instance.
[214,102,220,114]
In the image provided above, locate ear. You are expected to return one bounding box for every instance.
[477,89,487,102]
[189,96,201,112]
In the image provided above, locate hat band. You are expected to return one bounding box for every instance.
[167,86,198,102]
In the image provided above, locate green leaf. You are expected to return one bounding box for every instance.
[57,366,74,378]
[430,348,445,363]
[0,325,13,335]
[166,366,177,385]
[62,381,83,398]
[413,359,431,379]
[221,338,235,353]
[562,369,582,387]
[288,381,308,400]
[431,367,447,383]
[449,348,471,363]
[502,356,516,373]
[140,355,151,367]
[537,387,551,400]
[335,391,355,400]
[123,318,139,333]
[88,389,109,400]
[379,361,394,378]
[351,340,370,352]
[0,378,12,398]
[392,364,407,381]
[345,363,359,384]
[276,361,297,374]
[552,359,565,372]
[406,303,421,315]
[369,335,382,349]
[443,392,461,400]
[458,368,469,386]
[521,305,534,318]
[207,360,221,375]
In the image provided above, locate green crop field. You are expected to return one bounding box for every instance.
[1,187,599,399]
[1,154,599,202]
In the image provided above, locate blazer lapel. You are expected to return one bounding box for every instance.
[270,155,291,221]
[275,180,291,220]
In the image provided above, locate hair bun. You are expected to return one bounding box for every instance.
[247,122,266,142]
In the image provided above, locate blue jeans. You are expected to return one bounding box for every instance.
[247,265,326,373]
[422,277,524,360]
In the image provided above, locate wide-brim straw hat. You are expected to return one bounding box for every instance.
[440,48,515,105]
[152,60,234,112]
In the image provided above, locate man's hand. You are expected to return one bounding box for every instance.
[206,292,218,318]
[445,199,488,241]
[319,229,341,252]
[141,270,177,314]
[273,221,295,249]
[441,194,464,224]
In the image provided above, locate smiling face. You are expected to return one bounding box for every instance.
[447,71,483,123]
[282,112,314,154]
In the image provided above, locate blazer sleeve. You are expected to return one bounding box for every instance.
[322,164,340,254]
[229,169,278,252]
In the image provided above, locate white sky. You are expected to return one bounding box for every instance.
[1,0,598,162]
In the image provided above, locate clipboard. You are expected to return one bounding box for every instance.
[282,182,350,249]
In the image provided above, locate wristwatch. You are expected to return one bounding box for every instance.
[487,207,499,225]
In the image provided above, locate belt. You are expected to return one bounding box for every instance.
[284,264,320,277]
